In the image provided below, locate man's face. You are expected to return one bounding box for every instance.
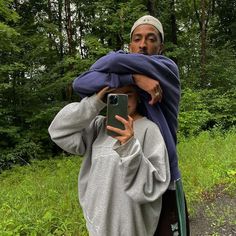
[129,24,163,55]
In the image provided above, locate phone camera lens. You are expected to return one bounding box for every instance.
[109,95,118,105]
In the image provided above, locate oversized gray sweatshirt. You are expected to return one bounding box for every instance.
[48,95,170,236]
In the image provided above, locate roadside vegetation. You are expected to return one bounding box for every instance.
[1,0,235,235]
[178,129,236,214]
[1,129,235,235]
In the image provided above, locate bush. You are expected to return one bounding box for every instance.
[178,88,236,138]
[178,88,212,137]
[0,139,43,172]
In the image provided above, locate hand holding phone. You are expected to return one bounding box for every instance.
[106,94,134,144]
[106,94,128,137]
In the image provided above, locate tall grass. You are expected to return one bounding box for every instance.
[0,157,88,236]
[0,130,235,235]
[178,129,236,211]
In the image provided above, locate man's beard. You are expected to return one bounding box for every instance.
[138,50,149,55]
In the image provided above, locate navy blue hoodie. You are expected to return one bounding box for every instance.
[73,50,181,181]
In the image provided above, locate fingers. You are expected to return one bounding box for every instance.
[106,125,123,136]
[96,86,109,100]
[106,115,133,135]
[133,74,163,105]
[154,85,163,100]
[100,86,110,95]
[106,115,134,144]
[97,87,116,101]
[115,115,132,124]
[149,93,159,105]
[149,84,163,105]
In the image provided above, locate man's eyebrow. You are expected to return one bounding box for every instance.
[132,33,142,38]
[132,32,158,38]
[146,33,158,37]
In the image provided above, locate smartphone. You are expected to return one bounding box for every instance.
[106,94,128,136]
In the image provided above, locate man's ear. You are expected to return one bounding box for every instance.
[158,43,164,55]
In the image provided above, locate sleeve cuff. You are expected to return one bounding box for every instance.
[88,94,106,112]
[119,74,134,86]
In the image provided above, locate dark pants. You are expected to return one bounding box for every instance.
[154,190,190,236]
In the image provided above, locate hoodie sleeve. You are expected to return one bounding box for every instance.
[73,71,134,98]
[74,51,179,98]
[48,95,106,155]
[113,123,170,204]
[73,51,180,123]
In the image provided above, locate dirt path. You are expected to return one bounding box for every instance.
[189,191,236,236]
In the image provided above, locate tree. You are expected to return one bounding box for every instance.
[194,0,215,85]
[0,0,235,170]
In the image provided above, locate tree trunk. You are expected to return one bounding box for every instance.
[116,8,124,51]
[64,0,74,55]
[58,0,64,60]
[200,0,207,84]
[77,6,84,58]
[194,0,210,86]
[170,0,177,45]
[47,0,53,50]
[170,0,178,63]
[147,0,157,16]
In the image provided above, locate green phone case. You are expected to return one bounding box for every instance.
[107,94,128,137]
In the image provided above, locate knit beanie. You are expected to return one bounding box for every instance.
[130,15,164,42]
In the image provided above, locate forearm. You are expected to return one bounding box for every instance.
[91,52,179,85]
[74,51,179,96]
[86,52,180,108]
[73,71,134,97]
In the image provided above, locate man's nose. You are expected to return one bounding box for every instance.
[139,39,147,48]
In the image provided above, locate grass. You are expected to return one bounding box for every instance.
[0,129,235,235]
[178,129,236,213]
[0,157,88,236]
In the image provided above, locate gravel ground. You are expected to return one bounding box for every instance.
[189,189,236,236]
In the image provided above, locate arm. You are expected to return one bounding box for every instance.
[73,71,134,98]
[113,124,170,204]
[73,51,179,109]
[48,95,106,155]
[91,51,178,81]
[91,52,180,107]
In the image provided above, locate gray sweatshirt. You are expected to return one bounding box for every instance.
[48,95,170,236]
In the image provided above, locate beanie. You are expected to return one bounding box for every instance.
[130,15,164,42]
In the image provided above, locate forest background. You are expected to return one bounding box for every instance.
[0,0,235,168]
[0,0,235,234]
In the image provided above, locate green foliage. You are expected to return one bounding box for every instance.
[213,0,236,49]
[206,44,236,91]
[0,157,88,235]
[0,139,43,171]
[0,0,20,23]
[178,129,236,213]
[179,85,236,136]
[0,0,235,171]
[0,22,20,52]
[0,130,235,234]
[178,88,212,136]
[202,89,236,129]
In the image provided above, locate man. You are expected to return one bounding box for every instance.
[73,15,189,235]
